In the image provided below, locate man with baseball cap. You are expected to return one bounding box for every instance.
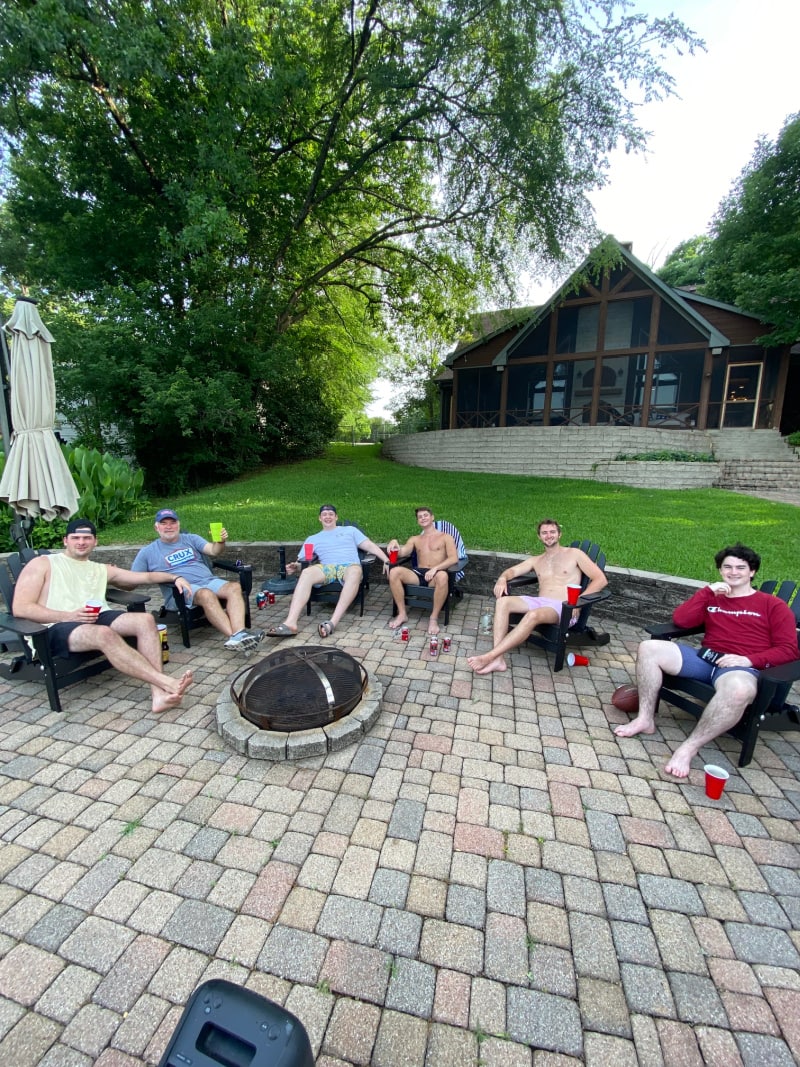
[267,504,390,638]
[132,509,262,652]
[12,518,194,713]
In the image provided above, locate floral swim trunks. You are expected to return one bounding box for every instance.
[319,563,360,584]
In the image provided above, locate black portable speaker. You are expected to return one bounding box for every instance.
[158,978,314,1067]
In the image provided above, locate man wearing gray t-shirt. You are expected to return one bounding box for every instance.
[132,509,263,652]
[266,504,389,639]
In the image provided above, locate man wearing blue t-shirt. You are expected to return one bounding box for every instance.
[132,509,263,652]
[267,504,389,639]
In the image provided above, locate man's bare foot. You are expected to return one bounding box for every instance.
[152,690,184,713]
[176,670,193,696]
[427,619,440,635]
[388,616,408,630]
[664,744,694,778]
[467,653,507,674]
[613,715,656,738]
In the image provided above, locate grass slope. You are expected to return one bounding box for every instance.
[107,444,798,584]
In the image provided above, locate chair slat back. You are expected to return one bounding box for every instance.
[569,540,607,590]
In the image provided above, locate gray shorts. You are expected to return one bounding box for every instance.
[166,576,228,611]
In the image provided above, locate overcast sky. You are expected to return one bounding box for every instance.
[369,0,798,416]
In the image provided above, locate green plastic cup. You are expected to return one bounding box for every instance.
[209,522,223,543]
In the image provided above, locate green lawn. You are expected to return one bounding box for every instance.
[107,444,798,584]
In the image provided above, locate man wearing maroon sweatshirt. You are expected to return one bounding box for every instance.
[614,543,799,777]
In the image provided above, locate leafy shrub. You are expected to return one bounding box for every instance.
[65,445,149,527]
[0,444,149,552]
[787,430,800,447]
[614,450,715,463]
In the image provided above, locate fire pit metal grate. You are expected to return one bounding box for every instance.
[230,645,368,733]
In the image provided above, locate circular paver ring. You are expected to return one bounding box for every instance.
[215,672,383,760]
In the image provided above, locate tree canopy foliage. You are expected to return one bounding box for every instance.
[658,114,800,347]
[0,0,698,490]
[704,114,800,346]
[656,236,713,289]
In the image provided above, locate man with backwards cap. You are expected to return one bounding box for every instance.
[132,508,263,652]
[12,518,194,713]
[267,504,390,638]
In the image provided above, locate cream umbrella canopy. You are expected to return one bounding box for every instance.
[0,298,79,524]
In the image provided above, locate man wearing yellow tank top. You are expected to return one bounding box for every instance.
[13,518,193,713]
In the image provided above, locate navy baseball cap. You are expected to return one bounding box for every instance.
[66,518,97,536]
[319,504,338,514]
[155,509,179,522]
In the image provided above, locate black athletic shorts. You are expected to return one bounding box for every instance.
[47,609,125,659]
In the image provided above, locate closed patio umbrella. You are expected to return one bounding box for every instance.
[0,298,79,526]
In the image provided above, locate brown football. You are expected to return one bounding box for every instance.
[611,684,639,713]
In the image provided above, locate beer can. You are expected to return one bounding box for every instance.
[157,624,170,664]
[442,635,451,652]
[268,590,276,605]
[429,635,439,657]
[256,591,267,610]
[401,626,409,642]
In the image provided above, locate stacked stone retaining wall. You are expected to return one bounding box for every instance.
[86,543,702,631]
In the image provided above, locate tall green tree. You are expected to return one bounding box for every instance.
[0,0,699,489]
[703,114,800,345]
[657,235,713,289]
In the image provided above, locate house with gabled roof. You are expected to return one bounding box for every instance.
[440,238,796,434]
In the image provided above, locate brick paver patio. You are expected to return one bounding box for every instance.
[1,591,798,1065]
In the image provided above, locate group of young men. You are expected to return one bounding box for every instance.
[12,507,797,778]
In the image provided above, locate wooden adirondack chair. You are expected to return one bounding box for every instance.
[0,550,150,713]
[646,579,800,767]
[507,539,612,672]
[390,520,469,628]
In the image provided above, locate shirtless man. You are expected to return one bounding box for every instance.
[613,542,798,778]
[13,518,193,713]
[467,518,607,675]
[386,508,460,635]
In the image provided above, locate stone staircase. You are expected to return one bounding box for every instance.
[707,429,800,491]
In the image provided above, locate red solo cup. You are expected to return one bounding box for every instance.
[566,585,582,606]
[85,599,102,615]
[567,652,589,667]
[389,549,398,564]
[303,543,314,560]
[704,764,729,800]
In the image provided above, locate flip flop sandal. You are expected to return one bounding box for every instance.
[267,624,296,637]
[318,621,335,638]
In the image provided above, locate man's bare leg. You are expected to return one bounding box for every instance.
[663,671,757,778]
[467,598,558,674]
[194,582,246,637]
[613,640,682,739]
[388,568,416,629]
[70,615,193,713]
[280,565,326,632]
[427,572,449,635]
[328,566,363,630]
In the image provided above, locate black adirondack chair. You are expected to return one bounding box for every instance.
[390,520,468,628]
[0,550,150,713]
[153,557,253,648]
[646,579,800,767]
[506,539,611,672]
[305,521,375,619]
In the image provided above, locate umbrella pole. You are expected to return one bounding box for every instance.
[2,316,34,549]
[0,326,11,457]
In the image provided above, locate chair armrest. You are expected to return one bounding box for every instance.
[359,553,376,565]
[211,557,242,574]
[447,557,468,574]
[646,622,704,640]
[107,589,150,609]
[0,613,47,638]
[507,575,539,592]
[760,660,800,684]
[569,588,611,607]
